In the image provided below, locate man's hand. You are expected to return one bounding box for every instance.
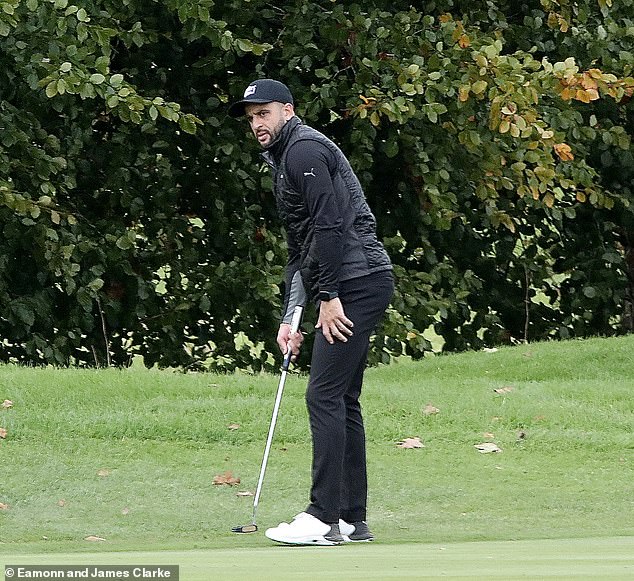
[316,298,354,344]
[277,323,304,362]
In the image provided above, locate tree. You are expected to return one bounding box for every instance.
[0,0,632,369]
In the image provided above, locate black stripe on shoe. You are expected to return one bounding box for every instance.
[324,523,344,544]
[347,521,374,542]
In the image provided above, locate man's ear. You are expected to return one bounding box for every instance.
[283,103,295,120]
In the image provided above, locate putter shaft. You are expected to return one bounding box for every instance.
[233,305,303,534]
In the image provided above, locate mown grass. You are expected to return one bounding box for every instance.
[0,335,633,555]
[4,538,634,580]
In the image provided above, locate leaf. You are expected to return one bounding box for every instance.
[0,503,9,510]
[575,88,599,103]
[236,491,254,497]
[2,400,13,409]
[458,34,470,48]
[84,535,106,542]
[227,423,240,430]
[397,436,425,449]
[121,507,131,515]
[97,468,110,477]
[472,80,487,95]
[494,386,513,394]
[58,499,66,507]
[45,80,58,98]
[458,85,470,102]
[0,427,7,439]
[543,193,555,208]
[554,142,574,161]
[179,115,198,135]
[110,74,123,87]
[212,471,240,486]
[475,442,502,453]
[422,404,440,416]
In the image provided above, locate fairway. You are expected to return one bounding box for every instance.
[2,537,634,580]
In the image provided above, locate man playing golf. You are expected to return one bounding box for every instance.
[229,79,393,546]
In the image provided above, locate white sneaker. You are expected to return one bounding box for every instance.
[265,512,343,546]
[338,519,355,537]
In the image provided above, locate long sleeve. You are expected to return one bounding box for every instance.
[285,140,343,294]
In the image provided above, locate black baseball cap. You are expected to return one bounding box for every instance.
[228,79,294,117]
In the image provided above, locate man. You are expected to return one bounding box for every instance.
[229,79,393,546]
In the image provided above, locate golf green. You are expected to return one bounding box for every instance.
[3,536,633,580]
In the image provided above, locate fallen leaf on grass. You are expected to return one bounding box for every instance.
[97,469,110,477]
[0,427,7,439]
[212,471,241,486]
[494,386,513,394]
[236,491,254,497]
[0,502,9,510]
[227,423,241,431]
[121,507,131,515]
[2,400,13,409]
[483,432,495,439]
[422,404,440,416]
[397,437,425,449]
[84,535,106,542]
[475,442,502,453]
[58,499,66,507]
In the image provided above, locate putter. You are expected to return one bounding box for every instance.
[232,305,304,534]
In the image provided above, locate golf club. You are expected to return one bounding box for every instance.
[232,304,304,534]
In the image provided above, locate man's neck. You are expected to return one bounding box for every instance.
[265,116,301,162]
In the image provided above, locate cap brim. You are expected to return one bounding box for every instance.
[228,98,275,118]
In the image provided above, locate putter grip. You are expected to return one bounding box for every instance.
[282,305,304,371]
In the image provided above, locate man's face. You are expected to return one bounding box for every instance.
[245,102,294,148]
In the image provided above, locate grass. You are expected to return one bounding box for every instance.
[1,335,633,578]
[3,538,634,580]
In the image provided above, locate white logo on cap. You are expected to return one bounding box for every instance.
[244,85,257,98]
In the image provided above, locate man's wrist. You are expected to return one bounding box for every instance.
[318,290,339,302]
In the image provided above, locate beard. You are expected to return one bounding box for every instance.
[260,117,288,149]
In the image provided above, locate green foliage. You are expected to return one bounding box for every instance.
[0,0,632,369]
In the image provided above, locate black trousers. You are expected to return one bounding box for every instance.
[304,271,394,524]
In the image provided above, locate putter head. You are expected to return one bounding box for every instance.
[232,523,258,534]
